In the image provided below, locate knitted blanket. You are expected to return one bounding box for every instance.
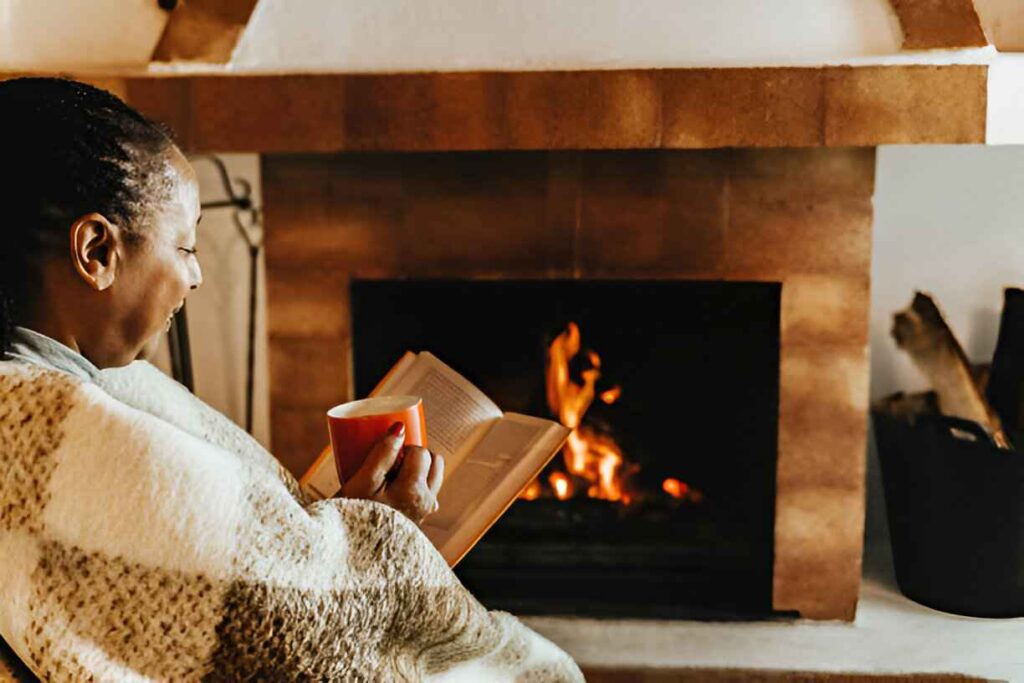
[0,360,583,682]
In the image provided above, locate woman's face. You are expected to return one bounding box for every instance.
[114,149,203,363]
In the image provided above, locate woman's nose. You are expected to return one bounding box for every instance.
[190,262,203,290]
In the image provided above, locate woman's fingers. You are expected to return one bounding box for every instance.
[426,451,444,497]
[393,446,431,489]
[341,422,404,498]
[389,446,437,521]
[342,437,443,523]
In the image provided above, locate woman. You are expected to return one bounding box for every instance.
[0,77,582,682]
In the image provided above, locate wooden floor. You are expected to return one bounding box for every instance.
[582,668,994,683]
[1,645,995,682]
[2,624,996,683]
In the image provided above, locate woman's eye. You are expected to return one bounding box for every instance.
[179,247,198,256]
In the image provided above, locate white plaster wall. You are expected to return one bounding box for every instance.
[0,0,167,71]
[7,0,1018,75]
[871,145,1024,401]
[987,54,1024,145]
[152,154,271,448]
[232,0,903,72]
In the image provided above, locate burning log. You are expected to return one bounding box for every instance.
[891,292,1010,449]
[987,288,1024,442]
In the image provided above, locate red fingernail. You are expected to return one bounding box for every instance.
[389,422,405,437]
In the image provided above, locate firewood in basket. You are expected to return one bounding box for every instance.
[873,390,940,422]
[891,292,1011,449]
[987,288,1024,438]
[971,363,992,396]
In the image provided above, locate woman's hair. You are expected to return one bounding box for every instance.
[0,77,178,357]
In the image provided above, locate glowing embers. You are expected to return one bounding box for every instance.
[663,477,703,503]
[549,471,574,500]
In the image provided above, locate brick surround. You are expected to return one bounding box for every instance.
[263,147,875,620]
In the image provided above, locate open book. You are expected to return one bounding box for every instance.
[300,351,571,566]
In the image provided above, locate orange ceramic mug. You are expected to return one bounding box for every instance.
[326,395,427,484]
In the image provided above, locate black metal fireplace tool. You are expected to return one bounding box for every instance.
[167,154,263,434]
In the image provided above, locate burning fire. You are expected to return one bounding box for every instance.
[663,477,703,503]
[520,322,698,506]
[600,387,621,404]
[545,322,630,501]
[520,480,542,501]
[549,471,574,500]
[662,478,688,498]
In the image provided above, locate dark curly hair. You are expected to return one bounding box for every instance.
[0,77,178,358]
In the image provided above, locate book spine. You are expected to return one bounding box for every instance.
[300,445,341,500]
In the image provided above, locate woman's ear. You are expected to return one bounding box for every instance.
[69,213,120,291]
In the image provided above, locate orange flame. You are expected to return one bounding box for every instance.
[543,323,632,503]
[516,323,699,506]
[549,471,573,500]
[662,478,689,499]
[519,479,542,501]
[663,478,703,503]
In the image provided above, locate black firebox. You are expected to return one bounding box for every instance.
[351,279,783,620]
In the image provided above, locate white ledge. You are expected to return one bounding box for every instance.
[523,554,1024,680]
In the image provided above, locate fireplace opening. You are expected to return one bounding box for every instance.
[351,279,784,619]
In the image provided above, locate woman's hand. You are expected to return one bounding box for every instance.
[339,422,445,524]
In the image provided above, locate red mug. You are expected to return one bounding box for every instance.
[326,395,427,484]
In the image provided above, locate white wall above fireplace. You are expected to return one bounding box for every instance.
[4,0,1020,74]
[231,0,905,72]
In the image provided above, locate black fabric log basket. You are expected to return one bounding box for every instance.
[874,411,1024,618]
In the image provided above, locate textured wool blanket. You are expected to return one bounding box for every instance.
[0,360,583,682]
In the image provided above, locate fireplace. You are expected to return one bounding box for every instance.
[263,147,874,620]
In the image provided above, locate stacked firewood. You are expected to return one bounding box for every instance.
[877,289,1024,450]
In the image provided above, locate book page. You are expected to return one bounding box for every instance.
[374,352,503,466]
[422,413,570,565]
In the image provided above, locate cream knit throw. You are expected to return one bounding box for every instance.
[0,360,583,682]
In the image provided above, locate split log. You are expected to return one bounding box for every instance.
[891,292,1010,449]
[873,390,940,422]
[971,363,992,395]
[987,288,1024,438]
